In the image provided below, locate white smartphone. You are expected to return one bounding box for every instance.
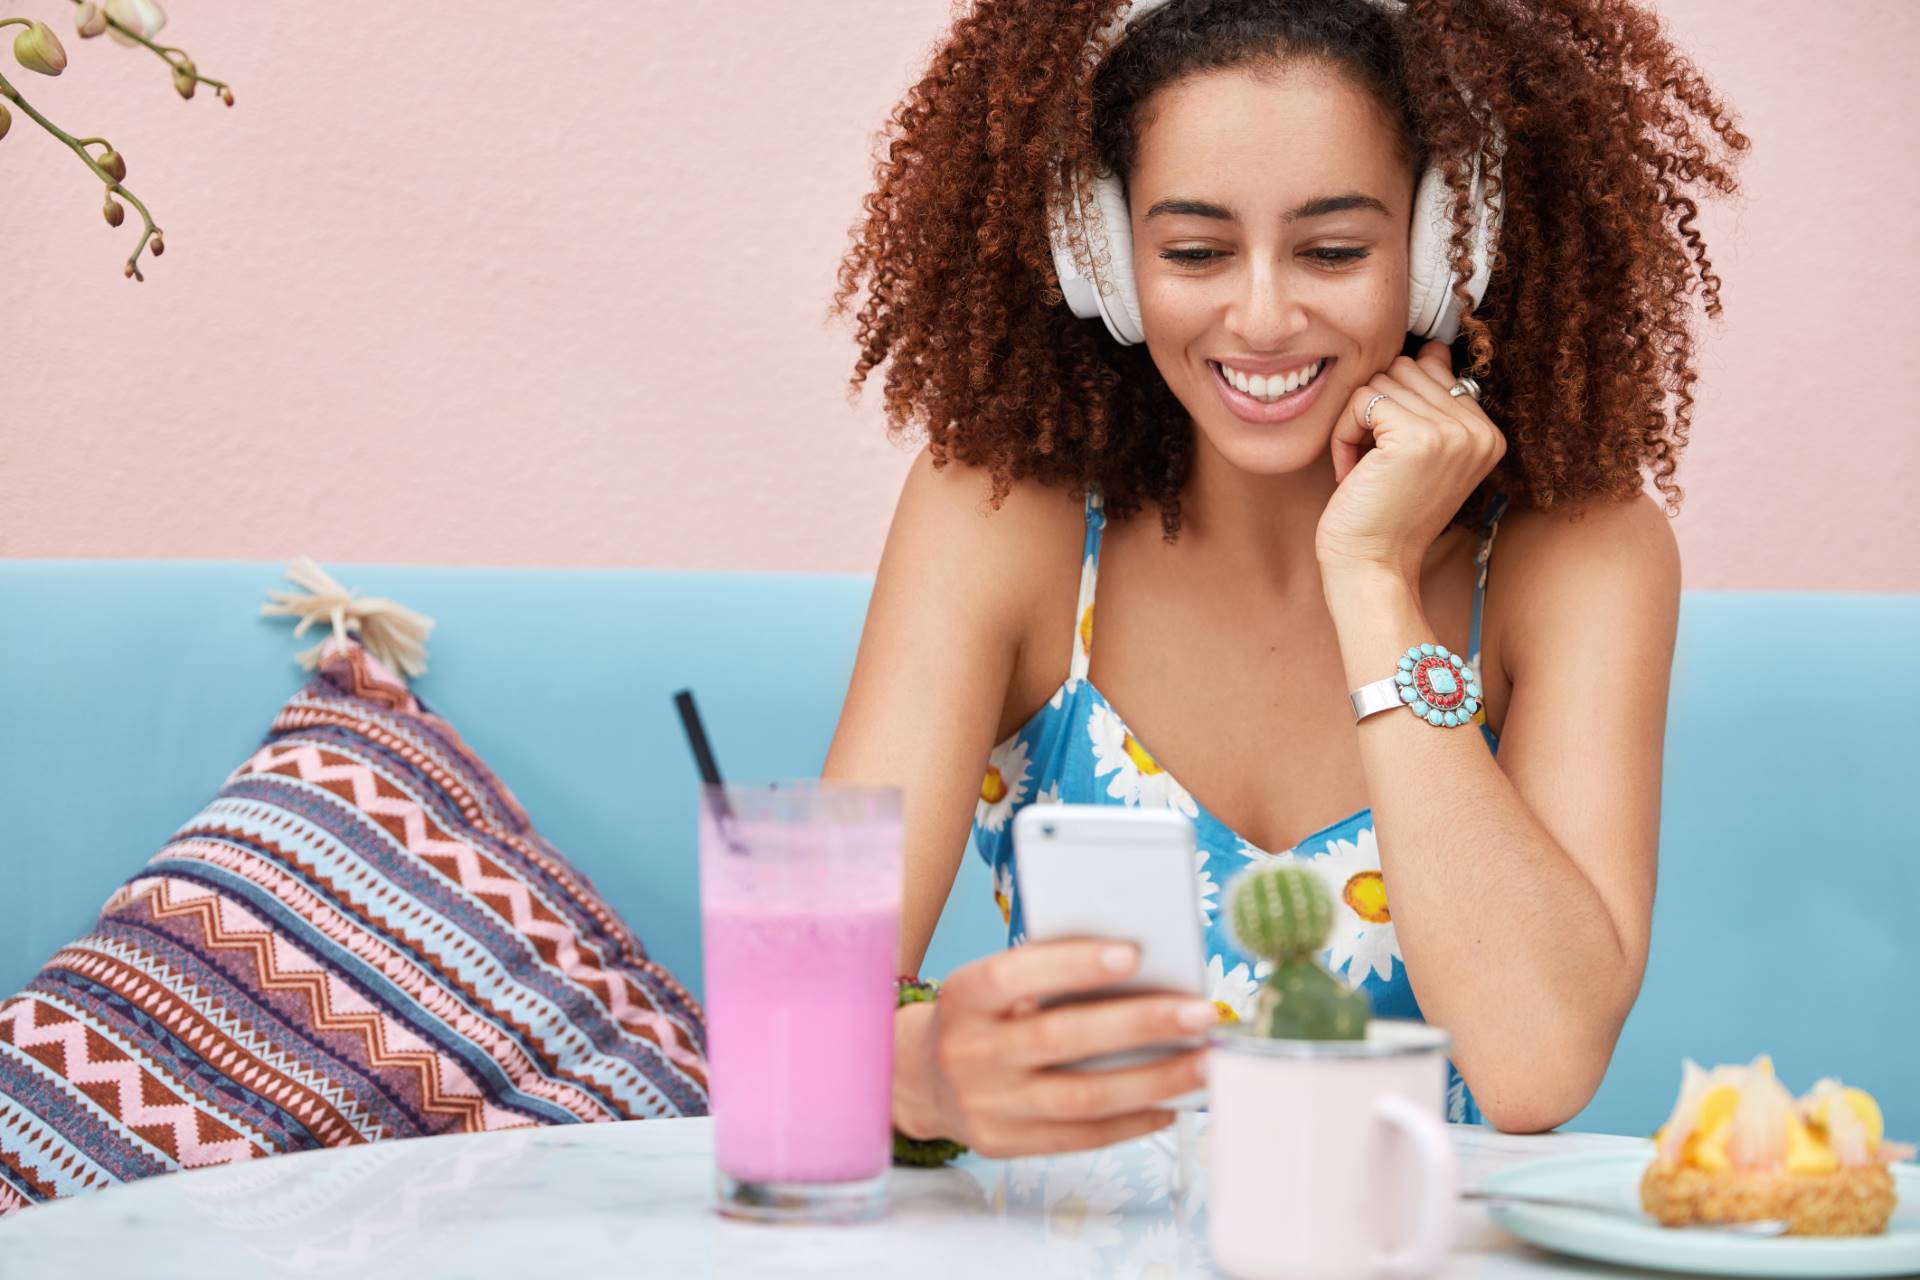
[1012,803,1210,1093]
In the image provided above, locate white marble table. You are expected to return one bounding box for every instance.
[0,1117,1672,1278]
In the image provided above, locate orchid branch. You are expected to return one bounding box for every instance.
[0,68,162,279]
[72,1,231,104]
[0,4,235,279]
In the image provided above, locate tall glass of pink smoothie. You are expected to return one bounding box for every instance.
[698,780,902,1223]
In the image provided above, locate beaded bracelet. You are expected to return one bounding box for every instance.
[893,976,969,1168]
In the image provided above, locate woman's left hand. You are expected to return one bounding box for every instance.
[1316,340,1507,585]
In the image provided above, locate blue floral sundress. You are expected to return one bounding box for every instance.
[968,490,1510,1125]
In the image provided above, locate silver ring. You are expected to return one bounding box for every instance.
[1448,376,1482,401]
[1362,393,1389,428]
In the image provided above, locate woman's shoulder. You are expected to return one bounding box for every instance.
[893,444,1087,531]
[888,444,1087,564]
[1495,488,1678,575]
[1490,488,1681,648]
[878,445,1089,626]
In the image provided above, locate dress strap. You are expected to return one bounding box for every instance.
[1466,492,1510,679]
[1068,490,1106,683]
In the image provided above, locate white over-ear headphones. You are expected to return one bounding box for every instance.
[1049,0,1503,347]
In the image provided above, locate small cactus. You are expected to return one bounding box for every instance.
[1224,864,1370,1041]
[1227,861,1333,959]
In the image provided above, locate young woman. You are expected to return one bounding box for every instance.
[826,0,1746,1154]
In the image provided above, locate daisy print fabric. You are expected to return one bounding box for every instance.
[1088,703,1198,818]
[977,736,1032,835]
[965,491,1511,1126]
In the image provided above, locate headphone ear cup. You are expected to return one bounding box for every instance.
[1405,145,1502,345]
[1086,174,1145,345]
[1048,173,1146,346]
[1405,163,1458,342]
[1050,190,1108,324]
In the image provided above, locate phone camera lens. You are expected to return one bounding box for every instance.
[1040,824,1056,838]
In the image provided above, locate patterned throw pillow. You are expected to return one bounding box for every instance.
[0,640,708,1216]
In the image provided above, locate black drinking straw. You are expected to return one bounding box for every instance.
[673,688,747,854]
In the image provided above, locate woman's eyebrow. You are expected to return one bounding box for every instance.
[1141,192,1390,222]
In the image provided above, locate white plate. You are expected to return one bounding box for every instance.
[1482,1152,1920,1278]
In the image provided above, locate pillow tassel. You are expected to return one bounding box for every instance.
[261,557,434,679]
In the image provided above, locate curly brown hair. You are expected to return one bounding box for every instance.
[832,0,1749,534]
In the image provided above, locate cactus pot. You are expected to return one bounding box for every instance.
[1205,1020,1458,1280]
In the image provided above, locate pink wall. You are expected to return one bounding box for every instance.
[2,1,1913,590]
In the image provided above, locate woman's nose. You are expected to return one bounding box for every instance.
[1225,257,1309,350]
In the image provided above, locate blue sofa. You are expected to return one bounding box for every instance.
[2,561,1913,1138]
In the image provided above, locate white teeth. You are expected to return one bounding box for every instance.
[1219,359,1322,402]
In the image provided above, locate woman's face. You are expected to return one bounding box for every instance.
[1126,61,1417,478]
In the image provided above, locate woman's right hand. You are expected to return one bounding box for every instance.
[893,940,1217,1158]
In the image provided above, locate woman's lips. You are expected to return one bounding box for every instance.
[1209,358,1334,425]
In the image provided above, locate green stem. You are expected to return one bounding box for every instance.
[0,68,162,280]
[72,3,231,94]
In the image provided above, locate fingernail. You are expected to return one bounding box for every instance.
[1176,1001,1218,1031]
[1100,944,1137,974]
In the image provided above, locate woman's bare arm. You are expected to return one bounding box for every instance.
[1323,492,1677,1131]
[826,452,1208,1156]
[822,447,1071,972]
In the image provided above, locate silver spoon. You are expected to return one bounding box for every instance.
[1465,1189,1790,1237]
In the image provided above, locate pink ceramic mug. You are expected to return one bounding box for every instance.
[1206,1019,1458,1280]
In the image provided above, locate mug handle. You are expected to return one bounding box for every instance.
[1372,1093,1458,1280]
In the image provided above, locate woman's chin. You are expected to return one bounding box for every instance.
[1194,419,1334,479]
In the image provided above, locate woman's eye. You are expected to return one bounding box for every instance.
[1157,247,1371,267]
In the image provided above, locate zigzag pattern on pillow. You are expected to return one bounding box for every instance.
[0,640,707,1214]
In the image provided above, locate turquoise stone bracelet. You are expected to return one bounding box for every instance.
[1391,643,1482,728]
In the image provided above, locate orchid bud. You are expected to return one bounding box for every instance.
[103,196,125,227]
[218,85,233,107]
[171,62,195,99]
[0,102,10,141]
[75,3,108,38]
[149,233,165,256]
[124,262,135,278]
[104,0,166,46]
[98,148,127,182]
[13,21,68,76]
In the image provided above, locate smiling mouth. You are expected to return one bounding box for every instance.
[1207,358,1329,402]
